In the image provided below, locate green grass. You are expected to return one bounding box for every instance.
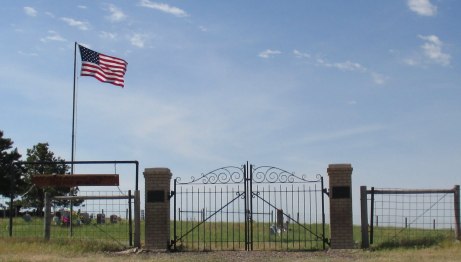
[172,220,329,251]
[0,216,138,248]
[366,225,455,250]
[2,217,457,251]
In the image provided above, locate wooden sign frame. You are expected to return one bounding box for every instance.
[32,174,119,187]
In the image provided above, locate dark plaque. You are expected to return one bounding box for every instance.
[147,190,165,203]
[331,186,351,199]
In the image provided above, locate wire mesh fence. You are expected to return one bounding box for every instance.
[0,191,134,248]
[361,186,460,248]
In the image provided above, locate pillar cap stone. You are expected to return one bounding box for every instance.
[327,164,353,173]
[143,168,172,176]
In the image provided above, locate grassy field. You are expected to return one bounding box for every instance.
[2,217,457,251]
[0,237,460,262]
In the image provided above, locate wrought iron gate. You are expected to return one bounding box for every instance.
[171,162,328,251]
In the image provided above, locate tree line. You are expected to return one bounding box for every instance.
[0,130,79,215]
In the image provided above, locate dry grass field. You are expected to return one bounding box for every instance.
[0,238,460,262]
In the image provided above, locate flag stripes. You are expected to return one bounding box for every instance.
[78,44,128,87]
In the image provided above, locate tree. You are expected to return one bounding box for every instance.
[0,130,24,197]
[22,143,80,214]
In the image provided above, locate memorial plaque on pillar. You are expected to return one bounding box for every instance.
[147,190,165,203]
[331,186,351,199]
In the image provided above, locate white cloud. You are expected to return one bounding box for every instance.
[129,33,147,48]
[18,51,38,56]
[24,6,37,17]
[40,30,67,42]
[100,31,117,40]
[371,72,387,85]
[302,125,384,145]
[407,0,437,16]
[259,49,282,58]
[61,17,90,31]
[419,35,450,66]
[333,61,367,72]
[293,49,310,59]
[106,4,126,22]
[314,56,387,85]
[78,5,87,9]
[138,0,188,17]
[317,58,367,72]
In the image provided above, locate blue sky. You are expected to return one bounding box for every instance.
[1,0,461,212]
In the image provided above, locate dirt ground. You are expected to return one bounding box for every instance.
[2,245,461,262]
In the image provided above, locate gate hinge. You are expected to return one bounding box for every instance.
[323,188,329,196]
[169,190,175,199]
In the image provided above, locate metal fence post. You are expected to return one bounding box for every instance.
[44,192,51,241]
[360,186,369,248]
[454,185,460,241]
[134,190,141,248]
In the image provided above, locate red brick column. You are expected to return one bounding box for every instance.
[328,164,354,249]
[144,168,172,250]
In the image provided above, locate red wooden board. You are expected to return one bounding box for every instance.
[32,174,119,187]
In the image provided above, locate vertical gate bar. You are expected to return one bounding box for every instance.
[285,185,288,250]
[226,186,229,249]
[218,186,220,250]
[262,186,265,250]
[234,186,236,250]
[314,184,318,248]
[244,163,248,250]
[128,190,132,246]
[173,179,177,250]
[203,186,206,250]
[269,185,272,250]
[309,186,313,249]
[250,163,253,251]
[198,187,201,250]
[191,187,194,249]
[216,186,217,250]
[303,184,306,249]
[291,184,294,249]
[321,177,326,250]
[297,185,300,250]
[370,187,375,245]
[279,184,283,249]
[251,185,259,250]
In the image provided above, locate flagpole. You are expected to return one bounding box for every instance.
[71,42,77,175]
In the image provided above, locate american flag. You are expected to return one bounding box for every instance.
[78,45,128,87]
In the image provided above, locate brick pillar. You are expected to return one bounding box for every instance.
[328,164,354,249]
[144,168,172,250]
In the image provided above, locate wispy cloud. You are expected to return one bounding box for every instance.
[78,5,87,9]
[138,0,188,17]
[371,72,388,85]
[293,49,310,59]
[106,4,126,22]
[61,17,90,31]
[407,0,437,16]
[24,6,37,17]
[100,31,117,40]
[40,30,67,42]
[129,33,147,48]
[317,59,367,72]
[294,49,387,85]
[419,35,450,66]
[18,51,38,57]
[302,124,384,145]
[259,49,282,58]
